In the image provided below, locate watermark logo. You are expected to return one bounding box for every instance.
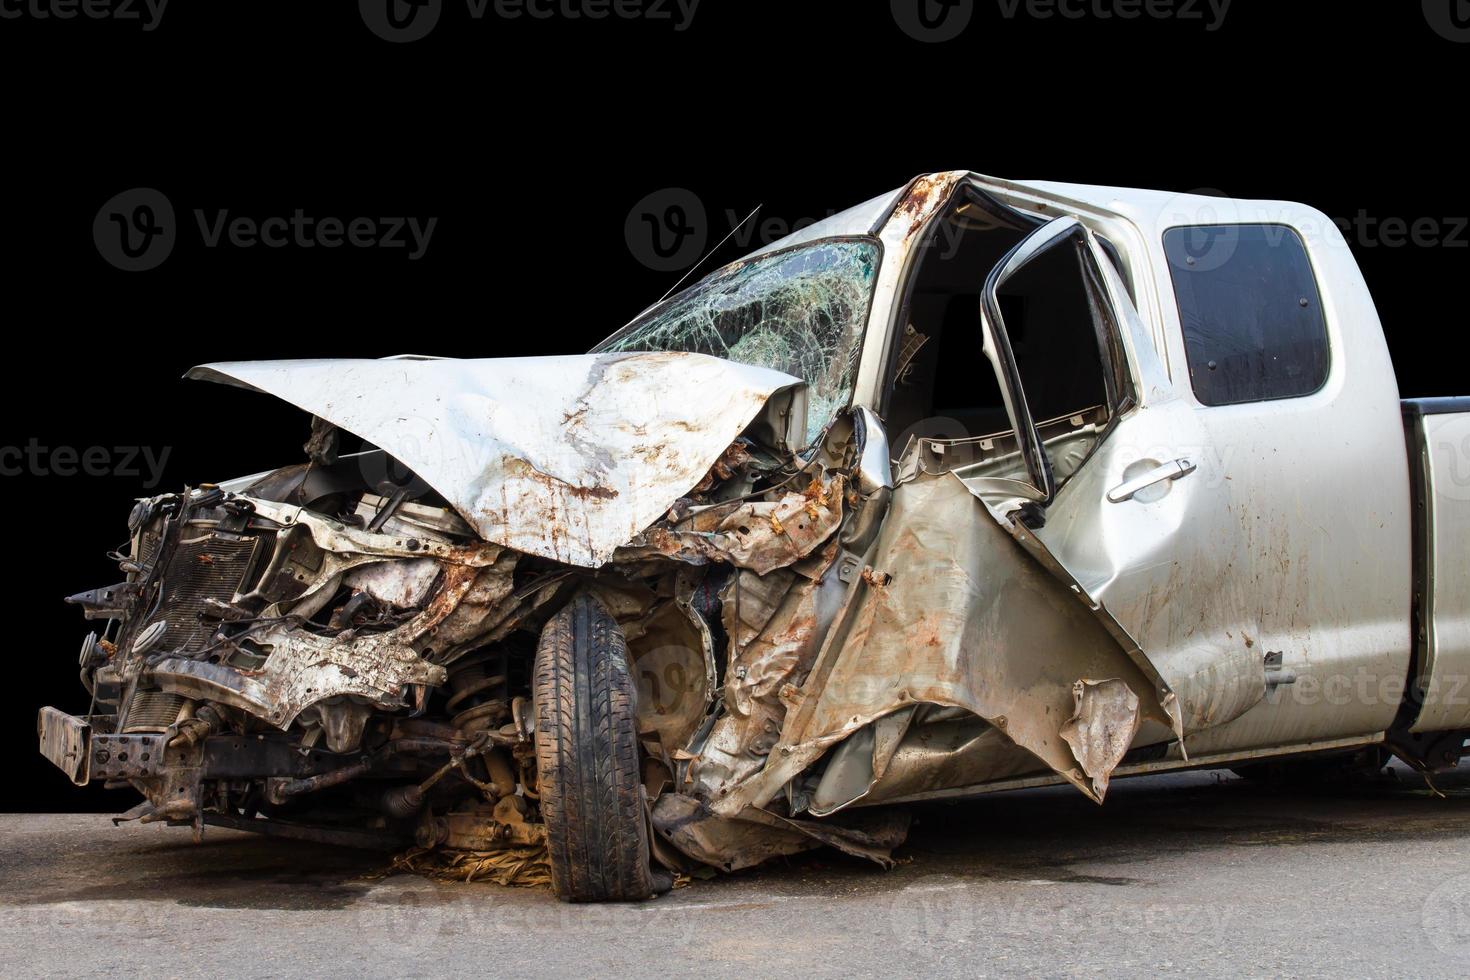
[1427,414,1470,503]
[93,188,438,271]
[1424,0,1470,42]
[360,0,443,43]
[0,0,169,30]
[360,0,701,42]
[625,188,708,273]
[1156,187,1240,273]
[888,875,1231,956]
[348,885,686,948]
[891,0,975,42]
[1156,188,1467,258]
[624,187,856,273]
[351,886,461,955]
[1423,872,1470,958]
[888,877,978,951]
[94,187,176,272]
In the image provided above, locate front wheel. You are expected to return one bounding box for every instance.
[533,594,655,902]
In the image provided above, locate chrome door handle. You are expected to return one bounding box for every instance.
[1107,458,1197,503]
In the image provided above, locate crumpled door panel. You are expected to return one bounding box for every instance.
[717,471,1179,812]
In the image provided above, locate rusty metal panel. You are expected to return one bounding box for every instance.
[89,733,170,781]
[150,611,450,731]
[710,472,1178,814]
[37,707,91,786]
[187,353,803,569]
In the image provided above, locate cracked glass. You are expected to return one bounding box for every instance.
[597,239,881,444]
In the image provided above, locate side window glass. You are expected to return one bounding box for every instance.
[1163,224,1329,406]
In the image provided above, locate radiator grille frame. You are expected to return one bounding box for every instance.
[139,532,262,655]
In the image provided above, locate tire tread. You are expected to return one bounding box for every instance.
[533,594,653,902]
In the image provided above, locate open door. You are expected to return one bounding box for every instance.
[967,216,1268,741]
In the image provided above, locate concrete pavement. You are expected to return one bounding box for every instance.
[5,762,1470,977]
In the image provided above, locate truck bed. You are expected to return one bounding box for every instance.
[1402,398,1470,733]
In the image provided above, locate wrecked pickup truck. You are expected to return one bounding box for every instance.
[42,171,1470,901]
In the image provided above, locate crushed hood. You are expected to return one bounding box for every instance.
[187,352,803,568]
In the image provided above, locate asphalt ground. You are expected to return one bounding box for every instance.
[5,761,1470,978]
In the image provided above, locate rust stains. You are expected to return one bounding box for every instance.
[716,474,846,575]
[890,171,967,244]
[692,440,752,496]
[501,456,619,502]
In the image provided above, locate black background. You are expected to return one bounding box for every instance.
[1,0,1463,811]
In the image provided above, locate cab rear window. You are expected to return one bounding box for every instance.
[1163,224,1330,406]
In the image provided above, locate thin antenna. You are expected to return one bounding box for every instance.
[655,204,763,304]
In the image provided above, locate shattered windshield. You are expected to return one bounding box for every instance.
[597,238,881,444]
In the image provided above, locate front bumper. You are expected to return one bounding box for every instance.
[37,707,90,785]
[38,706,171,786]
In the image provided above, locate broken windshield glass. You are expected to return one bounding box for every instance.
[597,238,881,444]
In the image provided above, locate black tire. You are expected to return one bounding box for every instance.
[1231,747,1389,784]
[533,593,654,902]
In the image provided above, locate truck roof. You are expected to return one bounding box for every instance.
[750,171,1332,262]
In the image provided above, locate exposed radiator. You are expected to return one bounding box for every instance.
[122,689,186,733]
[140,533,261,655]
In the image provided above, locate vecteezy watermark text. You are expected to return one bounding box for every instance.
[93,188,438,271]
[0,0,168,30]
[1,440,171,488]
[359,0,700,42]
[1335,211,1469,250]
[194,209,437,260]
[893,0,1230,42]
[995,0,1231,29]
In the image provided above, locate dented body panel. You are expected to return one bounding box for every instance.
[841,174,1417,758]
[695,471,1175,817]
[40,171,1469,892]
[189,353,805,568]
